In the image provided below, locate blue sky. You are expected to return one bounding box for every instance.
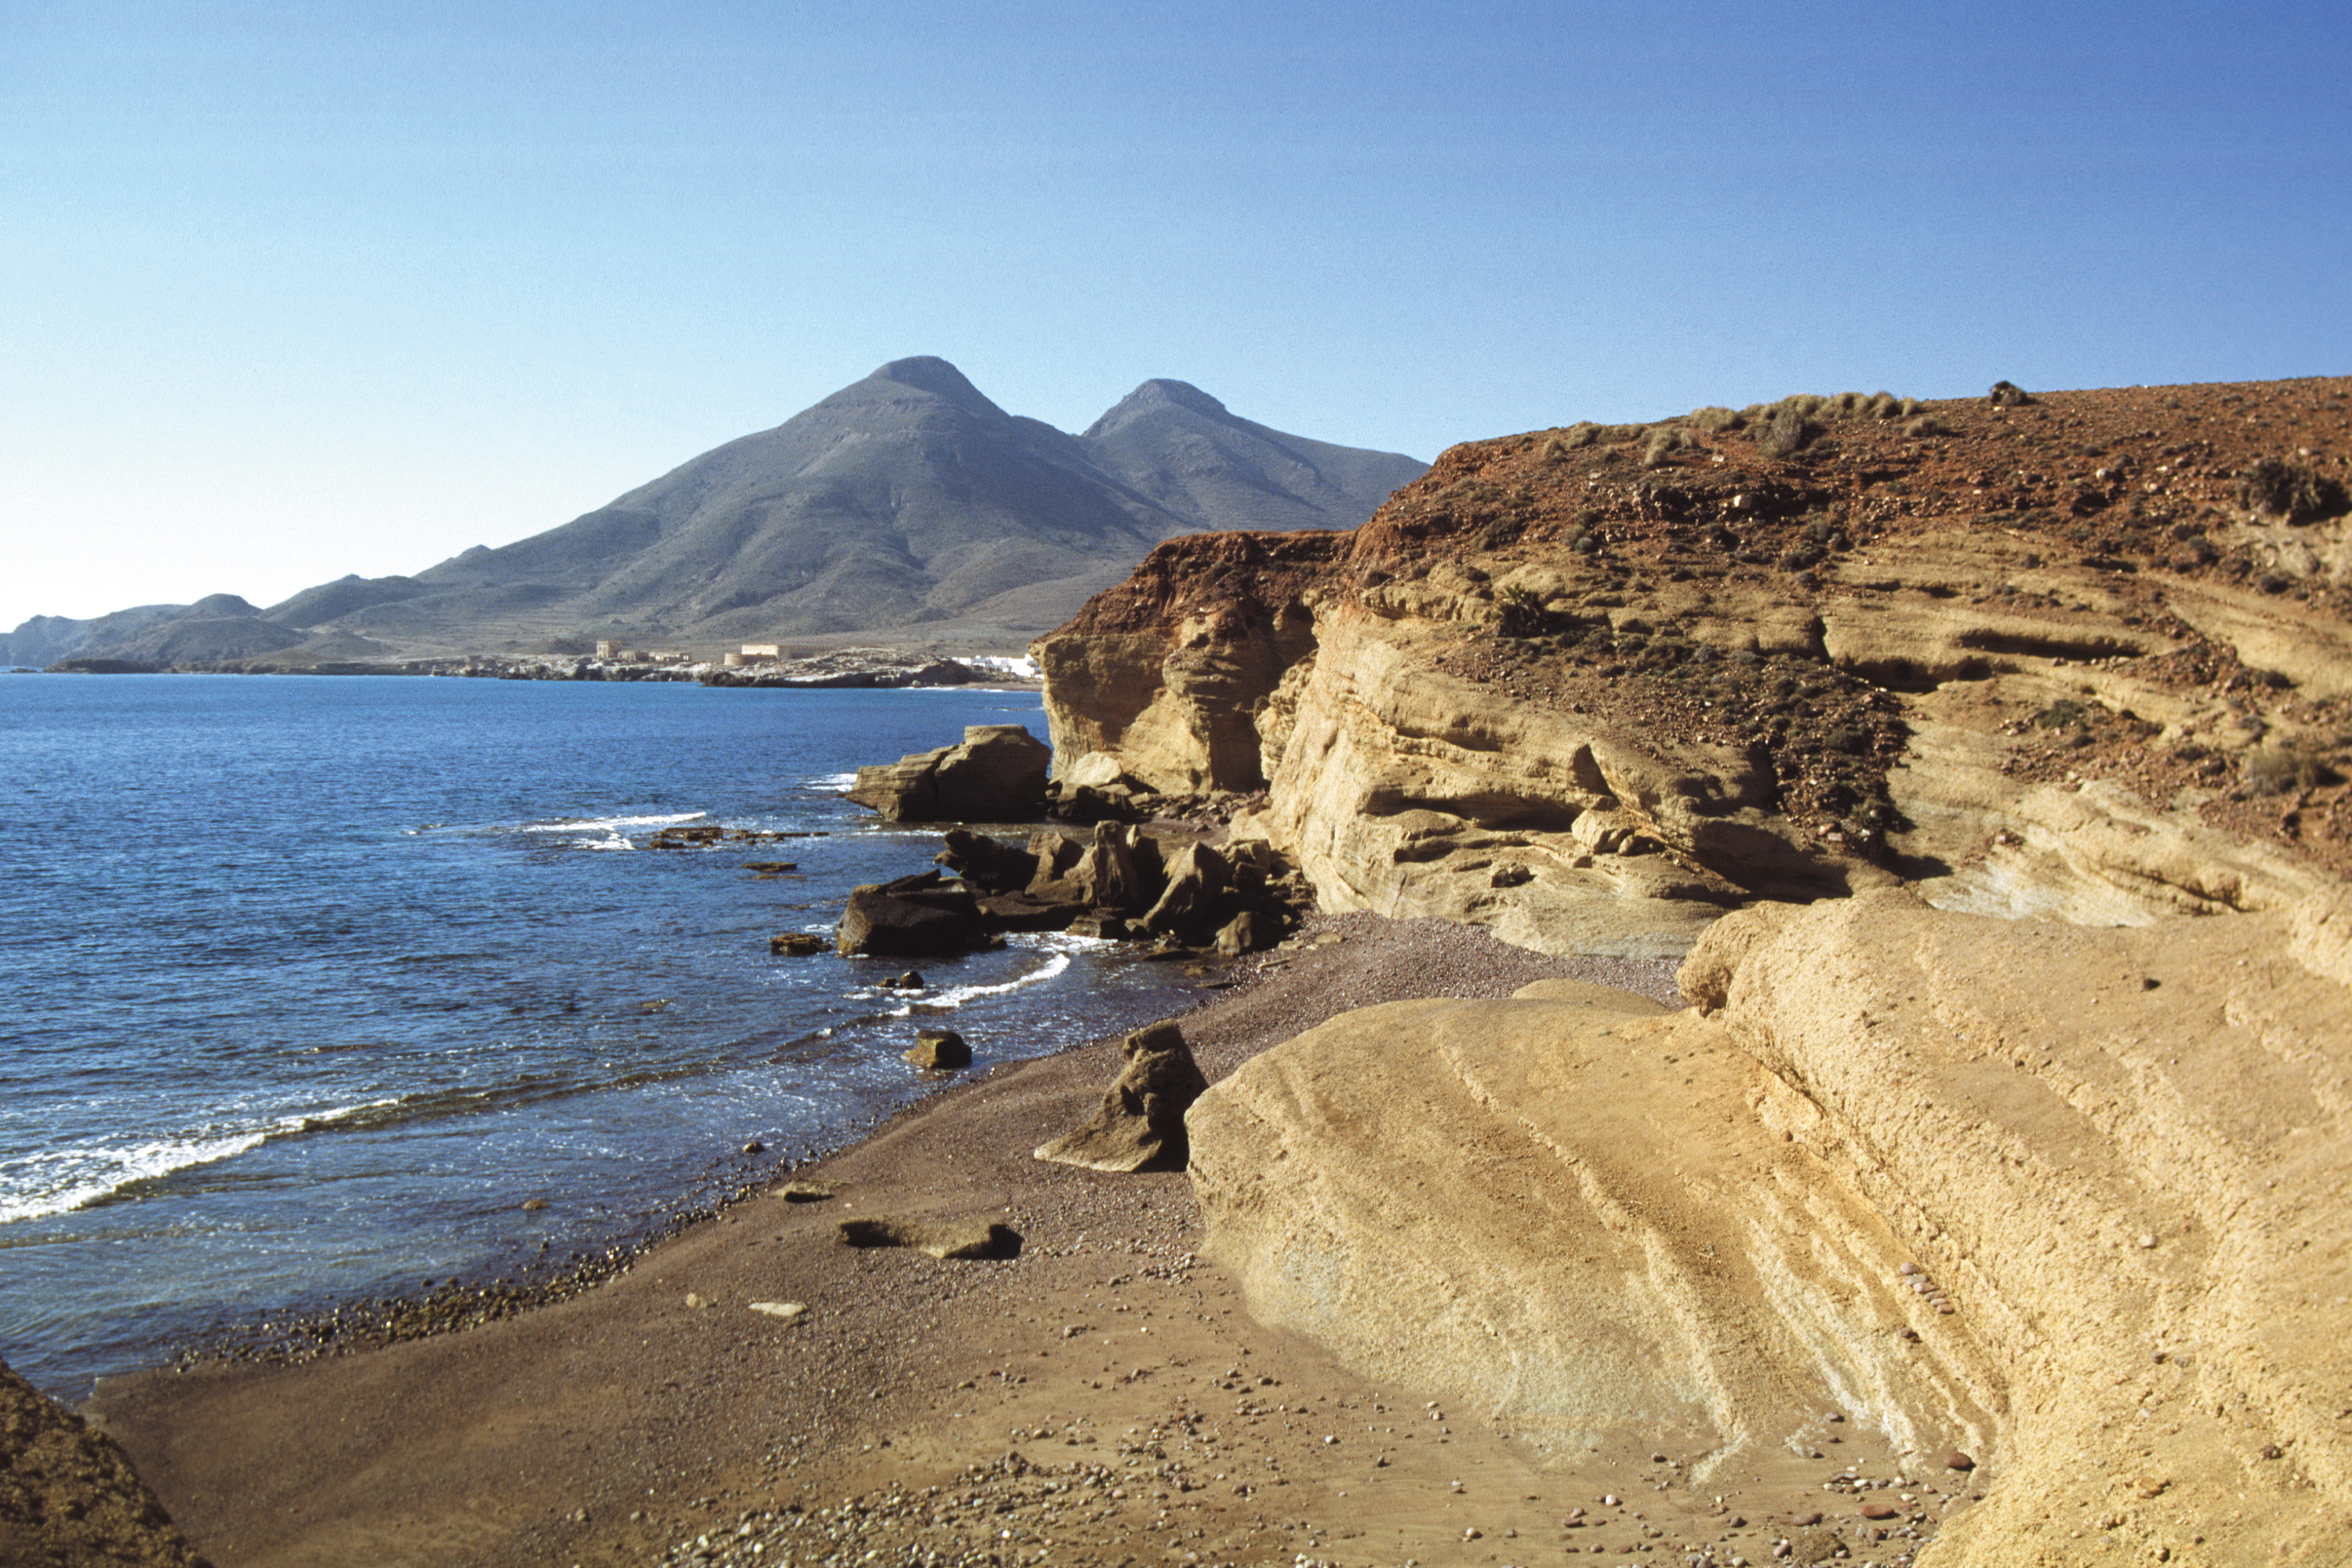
[3,1,2346,627]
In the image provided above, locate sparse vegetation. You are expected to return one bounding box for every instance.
[2238,457,2350,522]
[1757,404,1820,458]
[1904,414,1954,439]
[1989,380,2034,407]
[1642,426,1693,467]
[2244,742,2336,794]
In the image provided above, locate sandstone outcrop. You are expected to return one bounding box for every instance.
[1188,889,2352,1565]
[1035,1022,1208,1172]
[845,725,1050,823]
[1037,378,2352,956]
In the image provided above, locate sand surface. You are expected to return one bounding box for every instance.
[92,917,1963,1567]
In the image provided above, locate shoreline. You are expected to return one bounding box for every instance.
[88,913,1878,1568]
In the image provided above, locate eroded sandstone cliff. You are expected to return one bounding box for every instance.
[1037,377,2352,953]
[1039,376,2352,1564]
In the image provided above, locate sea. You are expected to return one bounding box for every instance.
[0,674,1204,1401]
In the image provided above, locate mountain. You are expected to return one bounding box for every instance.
[2,358,1423,668]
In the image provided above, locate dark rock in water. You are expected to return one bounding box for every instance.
[935,828,1038,895]
[845,725,1049,823]
[903,1028,971,1070]
[876,970,925,990]
[974,893,1089,933]
[1033,1021,1208,1172]
[741,1140,764,1154]
[0,1352,209,1567]
[1066,911,1135,941]
[836,1216,1020,1259]
[769,932,826,957]
[835,886,992,958]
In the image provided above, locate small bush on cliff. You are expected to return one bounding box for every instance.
[1642,426,1693,467]
[2244,743,2337,794]
[1904,414,1953,439]
[1758,405,1820,458]
[1687,405,1745,432]
[2239,457,2350,522]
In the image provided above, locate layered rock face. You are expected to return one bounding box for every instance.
[1190,890,2352,1565]
[1038,378,2352,955]
[1046,377,2352,1561]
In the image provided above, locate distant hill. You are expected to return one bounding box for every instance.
[3,358,1424,668]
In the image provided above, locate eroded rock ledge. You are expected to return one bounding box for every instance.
[1036,376,2352,1564]
[1036,377,2352,955]
[1189,889,2352,1566]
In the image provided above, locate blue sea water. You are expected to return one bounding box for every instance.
[0,674,1200,1400]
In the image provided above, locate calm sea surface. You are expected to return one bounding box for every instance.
[0,675,1199,1399]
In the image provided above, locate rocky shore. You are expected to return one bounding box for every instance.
[28,375,2351,1567]
[85,915,1765,1568]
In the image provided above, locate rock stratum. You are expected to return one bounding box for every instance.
[1040,376,2352,1563]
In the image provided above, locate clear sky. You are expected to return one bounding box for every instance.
[4,1,2346,627]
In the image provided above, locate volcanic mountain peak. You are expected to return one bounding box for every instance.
[859,355,1008,417]
[1084,378,1233,434]
[5,357,1426,668]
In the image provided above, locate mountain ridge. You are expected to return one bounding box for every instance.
[5,358,1424,668]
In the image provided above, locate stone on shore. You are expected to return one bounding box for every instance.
[1034,1022,1208,1172]
[1071,822,1159,915]
[903,1028,971,1070]
[1140,841,1229,942]
[769,932,825,956]
[836,1217,1021,1260]
[845,725,1050,823]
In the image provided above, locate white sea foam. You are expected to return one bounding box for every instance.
[0,1100,401,1226]
[813,771,859,790]
[521,811,704,834]
[870,950,1073,1018]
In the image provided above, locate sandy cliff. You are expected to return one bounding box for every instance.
[1040,376,2352,1563]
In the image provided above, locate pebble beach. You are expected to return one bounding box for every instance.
[92,913,1973,1568]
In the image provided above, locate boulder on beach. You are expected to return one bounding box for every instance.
[1034,1021,1208,1172]
[845,725,1050,823]
[1140,841,1229,941]
[903,1028,971,1070]
[836,1216,1021,1259]
[1071,821,1159,915]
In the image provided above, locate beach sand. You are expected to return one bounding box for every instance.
[92,916,1952,1567]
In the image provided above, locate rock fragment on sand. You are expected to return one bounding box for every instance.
[747,1300,806,1321]
[776,1182,834,1202]
[1032,1021,1208,1172]
[903,1028,971,1069]
[1942,1450,1976,1471]
[836,1215,1021,1259]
